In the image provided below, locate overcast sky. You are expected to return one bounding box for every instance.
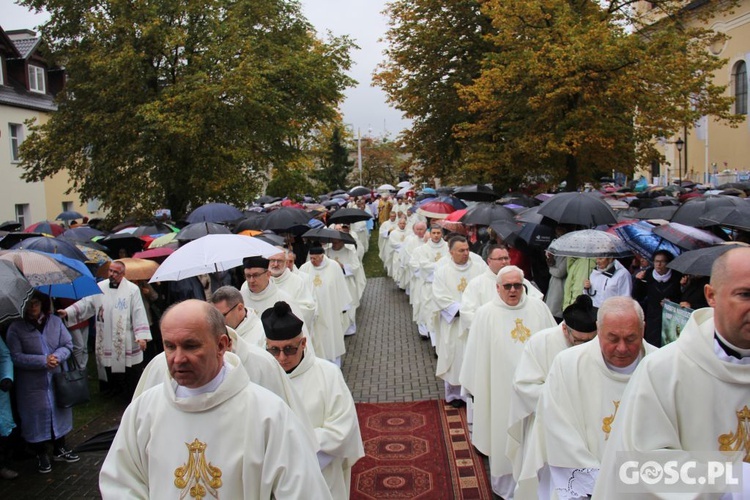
[0,0,410,137]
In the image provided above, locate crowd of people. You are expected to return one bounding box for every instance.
[375,191,750,499]
[1,185,749,498]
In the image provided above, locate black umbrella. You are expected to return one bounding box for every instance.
[0,231,42,249]
[73,427,118,453]
[234,213,267,233]
[11,236,88,261]
[329,189,347,196]
[516,222,556,249]
[302,227,356,246]
[699,205,750,232]
[460,203,515,226]
[667,243,749,277]
[61,226,106,242]
[633,205,679,221]
[131,222,176,237]
[99,233,147,257]
[537,192,617,227]
[498,193,538,208]
[516,206,544,224]
[260,207,311,234]
[328,208,373,225]
[253,232,286,247]
[56,210,84,221]
[256,195,282,205]
[671,196,746,227]
[348,186,371,197]
[453,184,499,202]
[176,222,232,242]
[0,221,22,232]
[489,220,522,243]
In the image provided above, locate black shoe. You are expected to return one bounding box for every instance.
[53,448,80,463]
[37,454,52,474]
[450,400,466,408]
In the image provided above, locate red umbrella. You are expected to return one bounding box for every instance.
[23,221,65,237]
[416,201,456,219]
[445,209,468,222]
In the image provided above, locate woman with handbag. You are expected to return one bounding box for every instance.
[6,291,79,474]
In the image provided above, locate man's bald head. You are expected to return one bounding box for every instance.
[162,299,226,339]
[706,247,750,348]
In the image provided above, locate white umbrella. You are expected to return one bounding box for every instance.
[150,234,279,283]
[377,184,396,191]
[547,230,632,258]
[396,181,412,189]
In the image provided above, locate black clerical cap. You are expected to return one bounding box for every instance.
[563,294,598,333]
[262,301,304,340]
[309,246,325,255]
[243,256,269,269]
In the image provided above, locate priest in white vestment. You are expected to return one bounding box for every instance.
[207,285,266,344]
[300,247,352,366]
[409,226,449,341]
[326,238,366,335]
[384,216,409,280]
[595,248,750,499]
[460,244,543,332]
[262,301,364,499]
[269,249,317,329]
[378,211,397,264]
[509,295,598,499]
[61,260,151,395]
[99,300,330,499]
[239,256,312,346]
[400,222,427,295]
[459,265,555,499]
[432,235,488,405]
[536,296,655,499]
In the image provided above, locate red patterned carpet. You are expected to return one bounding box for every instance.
[351,400,492,499]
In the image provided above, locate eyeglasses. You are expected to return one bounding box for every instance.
[268,259,286,264]
[564,325,595,345]
[501,283,524,291]
[266,339,304,357]
[488,256,511,261]
[220,302,240,317]
[245,271,268,280]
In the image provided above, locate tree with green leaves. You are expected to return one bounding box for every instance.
[374,0,494,183]
[358,136,409,187]
[19,0,355,220]
[312,123,354,192]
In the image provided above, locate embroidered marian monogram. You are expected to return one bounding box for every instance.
[457,277,468,293]
[510,318,531,343]
[313,274,323,288]
[602,401,620,440]
[434,253,442,262]
[174,439,223,500]
[718,405,750,462]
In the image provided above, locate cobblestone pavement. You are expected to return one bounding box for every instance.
[0,276,446,497]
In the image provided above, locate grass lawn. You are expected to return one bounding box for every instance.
[363,229,386,278]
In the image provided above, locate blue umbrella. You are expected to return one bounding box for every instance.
[186,203,243,223]
[61,226,106,242]
[34,252,101,299]
[613,221,682,261]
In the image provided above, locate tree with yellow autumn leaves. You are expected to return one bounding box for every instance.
[377,0,741,190]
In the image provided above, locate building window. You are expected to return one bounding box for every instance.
[9,123,22,162]
[15,204,29,230]
[27,65,45,94]
[62,201,74,212]
[734,61,747,115]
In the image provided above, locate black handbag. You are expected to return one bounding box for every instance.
[53,356,90,408]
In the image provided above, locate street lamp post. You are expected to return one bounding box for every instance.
[675,137,684,185]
